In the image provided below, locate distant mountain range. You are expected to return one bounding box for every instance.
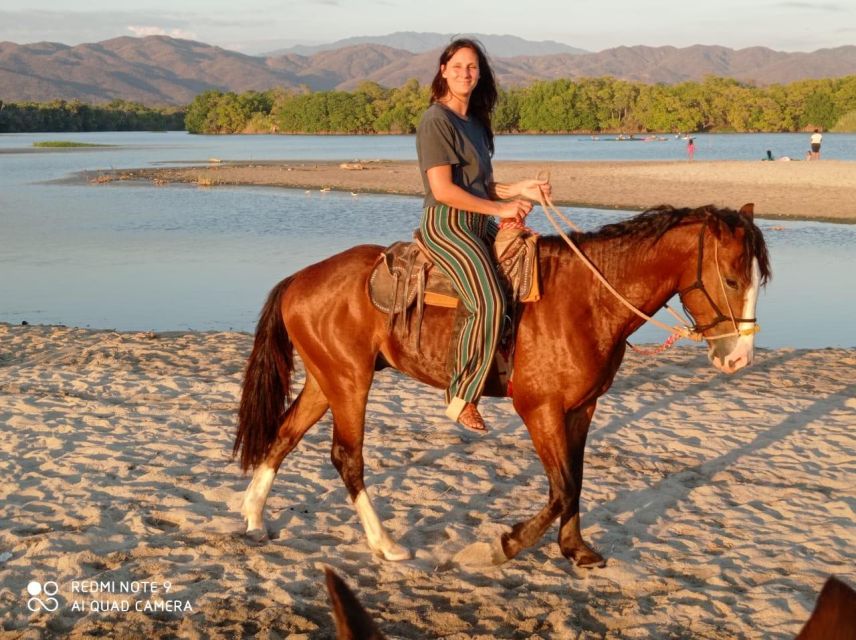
[264,31,588,57]
[1,35,854,106]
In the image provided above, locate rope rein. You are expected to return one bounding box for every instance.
[527,175,759,347]
[533,185,699,341]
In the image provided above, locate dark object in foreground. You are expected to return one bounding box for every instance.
[795,576,856,640]
[325,568,386,640]
[324,570,855,639]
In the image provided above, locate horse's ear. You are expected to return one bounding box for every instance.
[795,576,856,640]
[325,567,386,640]
[738,203,754,222]
[706,213,724,239]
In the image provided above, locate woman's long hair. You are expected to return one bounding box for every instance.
[429,38,497,155]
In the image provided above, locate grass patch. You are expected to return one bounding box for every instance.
[33,140,114,148]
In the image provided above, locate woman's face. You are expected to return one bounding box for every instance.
[440,47,480,98]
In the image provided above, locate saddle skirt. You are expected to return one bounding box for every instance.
[368,227,540,321]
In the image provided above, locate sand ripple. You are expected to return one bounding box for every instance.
[0,324,853,638]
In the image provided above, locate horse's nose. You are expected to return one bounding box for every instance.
[727,355,745,371]
[737,351,754,367]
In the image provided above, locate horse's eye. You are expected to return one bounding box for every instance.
[725,278,739,289]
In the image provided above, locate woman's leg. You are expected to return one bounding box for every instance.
[420,205,506,421]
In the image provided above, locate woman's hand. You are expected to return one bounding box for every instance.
[516,178,551,202]
[496,199,533,222]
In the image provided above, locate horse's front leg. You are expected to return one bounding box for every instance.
[500,402,569,561]
[557,402,604,568]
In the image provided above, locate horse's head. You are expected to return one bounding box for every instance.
[677,204,771,374]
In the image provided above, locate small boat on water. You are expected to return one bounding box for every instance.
[608,134,641,141]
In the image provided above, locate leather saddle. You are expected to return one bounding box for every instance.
[368,227,540,331]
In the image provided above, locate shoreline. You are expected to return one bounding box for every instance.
[83,159,856,224]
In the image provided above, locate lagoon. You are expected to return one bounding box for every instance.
[3,130,856,162]
[1,131,854,348]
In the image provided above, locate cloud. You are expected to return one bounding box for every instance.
[773,2,847,11]
[127,26,198,40]
[0,10,269,46]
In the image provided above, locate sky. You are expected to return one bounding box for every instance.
[0,0,853,54]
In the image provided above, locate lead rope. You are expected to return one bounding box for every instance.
[625,332,683,355]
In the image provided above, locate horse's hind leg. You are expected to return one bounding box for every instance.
[325,373,410,561]
[242,371,329,538]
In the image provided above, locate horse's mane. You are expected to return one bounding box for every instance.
[539,204,772,284]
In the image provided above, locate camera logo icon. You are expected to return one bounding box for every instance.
[27,580,60,612]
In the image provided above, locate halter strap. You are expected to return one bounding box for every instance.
[676,222,758,335]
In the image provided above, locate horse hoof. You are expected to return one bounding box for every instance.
[379,543,411,562]
[245,528,269,544]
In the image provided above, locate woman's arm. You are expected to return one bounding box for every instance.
[426,165,531,220]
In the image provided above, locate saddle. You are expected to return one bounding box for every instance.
[368,226,540,332]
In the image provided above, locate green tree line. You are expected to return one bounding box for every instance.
[0,99,185,132]
[3,75,854,134]
[184,75,856,135]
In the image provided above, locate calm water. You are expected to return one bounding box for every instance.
[2,130,856,162]
[1,131,854,348]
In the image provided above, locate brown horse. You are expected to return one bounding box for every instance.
[234,203,771,568]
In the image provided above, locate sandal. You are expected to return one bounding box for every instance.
[457,403,488,432]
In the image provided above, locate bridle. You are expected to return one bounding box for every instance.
[676,221,760,340]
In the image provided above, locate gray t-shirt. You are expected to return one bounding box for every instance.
[416,103,493,208]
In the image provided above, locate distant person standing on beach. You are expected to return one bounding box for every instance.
[687,137,695,161]
[810,129,823,160]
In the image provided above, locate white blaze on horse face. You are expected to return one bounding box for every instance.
[353,490,411,561]
[710,258,760,373]
[242,465,275,533]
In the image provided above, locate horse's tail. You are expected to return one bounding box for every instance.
[234,276,295,472]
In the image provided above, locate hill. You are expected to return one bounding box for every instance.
[1,36,854,106]
[264,31,587,57]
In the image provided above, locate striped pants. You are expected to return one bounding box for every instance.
[420,205,506,421]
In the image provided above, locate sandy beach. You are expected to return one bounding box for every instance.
[1,322,854,638]
[90,159,856,223]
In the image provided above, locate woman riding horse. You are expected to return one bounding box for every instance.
[417,38,549,432]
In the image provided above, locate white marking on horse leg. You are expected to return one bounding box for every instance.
[353,490,411,561]
[241,465,275,535]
